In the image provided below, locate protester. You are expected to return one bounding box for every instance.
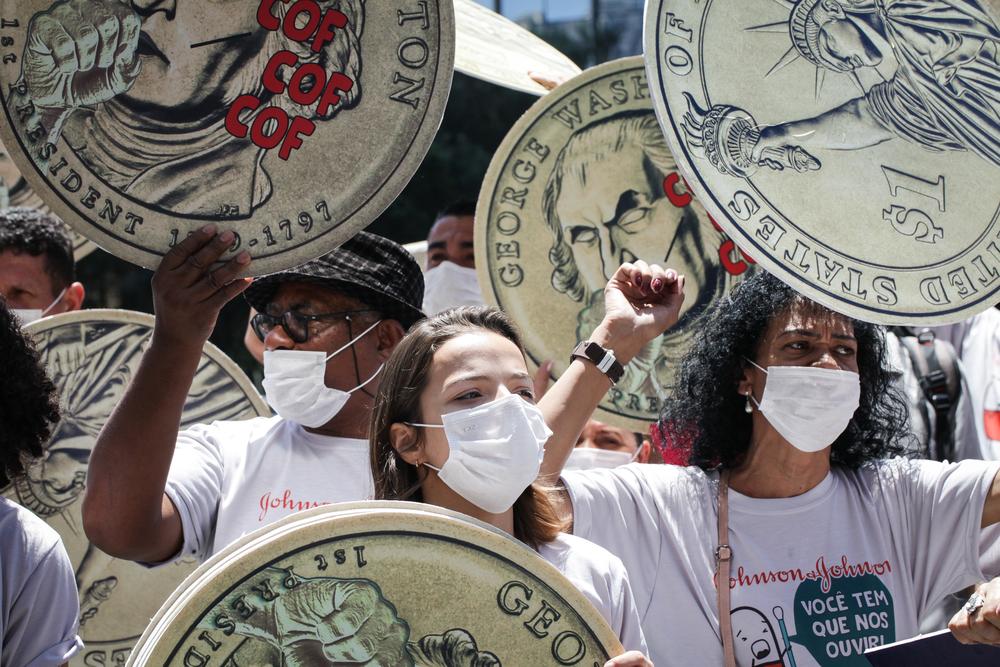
[885,328,978,462]
[83,228,423,564]
[422,200,484,316]
[0,297,83,665]
[530,266,1000,665]
[369,306,656,666]
[932,309,1000,460]
[564,419,651,471]
[0,207,84,323]
[426,200,476,270]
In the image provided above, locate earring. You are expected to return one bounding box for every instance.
[744,391,753,414]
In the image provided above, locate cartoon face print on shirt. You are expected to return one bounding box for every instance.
[732,606,793,667]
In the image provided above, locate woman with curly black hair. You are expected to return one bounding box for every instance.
[0,298,83,665]
[537,266,1000,666]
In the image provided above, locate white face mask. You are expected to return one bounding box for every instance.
[564,447,638,471]
[746,359,861,453]
[422,261,485,316]
[12,287,66,326]
[410,393,553,514]
[262,319,382,428]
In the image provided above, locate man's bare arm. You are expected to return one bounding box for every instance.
[82,227,251,562]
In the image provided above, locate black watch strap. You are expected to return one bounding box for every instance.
[571,341,624,384]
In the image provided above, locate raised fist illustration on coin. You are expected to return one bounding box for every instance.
[230,576,411,667]
[23,0,141,111]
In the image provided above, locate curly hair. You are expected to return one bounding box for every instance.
[659,270,910,469]
[0,298,60,487]
[0,207,75,293]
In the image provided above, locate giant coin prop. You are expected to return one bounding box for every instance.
[644,0,1000,325]
[454,0,581,96]
[2,310,269,667]
[0,0,454,275]
[0,135,96,260]
[476,56,747,432]
[128,502,624,666]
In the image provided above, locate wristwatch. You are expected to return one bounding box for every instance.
[571,341,624,384]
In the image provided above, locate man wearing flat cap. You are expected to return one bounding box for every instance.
[83,227,423,565]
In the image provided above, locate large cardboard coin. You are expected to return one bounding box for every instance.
[128,504,624,666]
[454,0,580,96]
[644,0,1000,325]
[476,56,747,432]
[2,309,269,667]
[0,0,454,274]
[0,135,96,260]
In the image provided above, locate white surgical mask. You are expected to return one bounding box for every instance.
[12,287,66,326]
[410,394,552,514]
[422,261,485,315]
[746,359,860,453]
[564,447,638,471]
[262,319,382,428]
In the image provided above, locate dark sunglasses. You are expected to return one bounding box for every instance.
[251,309,374,344]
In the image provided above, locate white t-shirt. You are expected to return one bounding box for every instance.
[932,309,1000,459]
[537,533,648,654]
[165,416,373,561]
[0,496,83,667]
[564,459,1000,667]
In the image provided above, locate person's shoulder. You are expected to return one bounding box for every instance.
[0,496,65,566]
[841,457,995,495]
[541,532,628,578]
[838,458,912,489]
[972,307,1000,333]
[180,414,283,444]
[856,456,966,479]
[567,462,706,486]
[563,462,712,507]
[620,462,712,494]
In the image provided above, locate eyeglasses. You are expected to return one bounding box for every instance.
[251,309,374,344]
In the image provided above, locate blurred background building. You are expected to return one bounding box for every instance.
[481,0,643,64]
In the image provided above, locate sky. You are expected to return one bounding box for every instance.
[473,0,590,22]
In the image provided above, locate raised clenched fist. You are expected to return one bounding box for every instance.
[231,576,411,667]
[23,0,141,111]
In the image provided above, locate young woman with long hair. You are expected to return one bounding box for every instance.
[369,305,652,667]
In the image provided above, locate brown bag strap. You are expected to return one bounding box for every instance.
[717,470,735,667]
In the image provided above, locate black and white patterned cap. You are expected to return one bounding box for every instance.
[244,232,425,328]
